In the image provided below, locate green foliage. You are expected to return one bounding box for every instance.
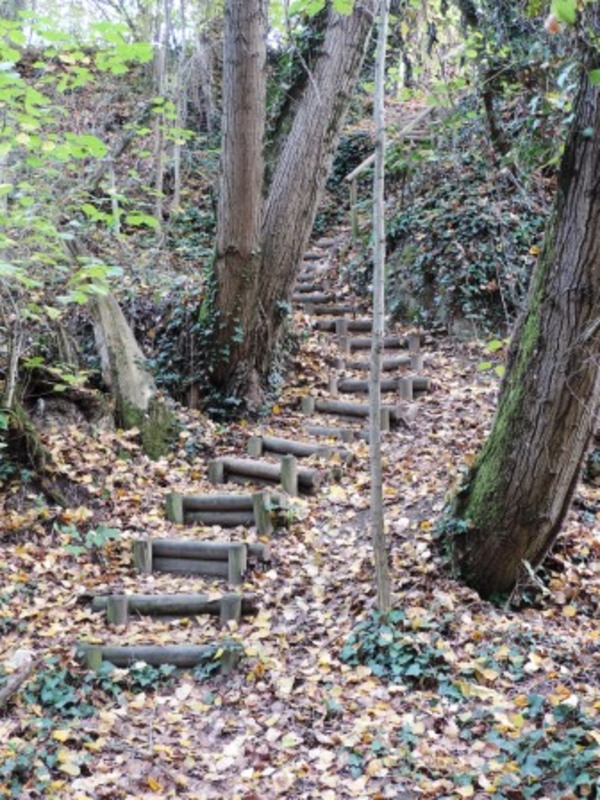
[386,146,547,327]
[477,337,509,377]
[551,0,577,26]
[96,660,177,693]
[340,609,453,686]
[23,659,96,719]
[59,522,120,561]
[340,611,599,797]
[0,14,164,399]
[1,656,176,795]
[466,701,598,798]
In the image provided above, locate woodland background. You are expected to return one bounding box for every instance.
[0,0,598,798]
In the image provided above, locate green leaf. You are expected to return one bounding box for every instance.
[332,0,354,13]
[551,0,577,25]
[124,212,159,229]
[289,0,326,15]
[494,365,506,378]
[486,339,505,352]
[588,70,600,86]
[477,361,493,372]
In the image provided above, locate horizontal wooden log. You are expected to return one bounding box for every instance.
[294,282,322,293]
[313,398,375,418]
[0,654,37,710]
[92,593,256,618]
[151,539,269,561]
[153,557,229,577]
[185,511,256,527]
[346,355,411,371]
[344,334,406,351]
[292,292,335,304]
[78,642,242,672]
[336,376,431,394]
[313,236,344,247]
[311,304,357,316]
[214,456,322,494]
[183,493,254,512]
[308,399,405,429]
[314,318,372,332]
[249,434,353,463]
[304,424,363,442]
[303,251,323,261]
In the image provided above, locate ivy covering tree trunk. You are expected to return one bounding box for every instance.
[447,6,600,598]
[210,0,376,409]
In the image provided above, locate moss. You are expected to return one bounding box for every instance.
[118,397,177,460]
[452,232,554,529]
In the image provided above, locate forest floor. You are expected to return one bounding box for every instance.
[0,233,598,800]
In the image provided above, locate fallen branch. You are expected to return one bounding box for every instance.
[0,655,37,709]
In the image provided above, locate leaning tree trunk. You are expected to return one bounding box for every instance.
[212,1,375,406]
[448,13,600,598]
[211,0,267,406]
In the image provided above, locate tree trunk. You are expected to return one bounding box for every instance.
[211,0,267,406]
[370,0,391,613]
[211,1,375,407]
[448,14,600,598]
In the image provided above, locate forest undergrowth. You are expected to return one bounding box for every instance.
[0,230,598,799]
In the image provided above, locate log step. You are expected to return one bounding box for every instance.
[292,292,336,304]
[132,538,266,585]
[304,424,370,442]
[208,455,323,496]
[294,281,329,294]
[314,318,372,333]
[333,375,431,395]
[342,355,412,371]
[310,304,358,316]
[91,592,256,623]
[301,396,406,430]
[166,490,285,535]
[339,334,407,353]
[247,434,354,463]
[78,642,242,674]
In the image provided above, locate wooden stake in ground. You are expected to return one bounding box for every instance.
[370,0,391,613]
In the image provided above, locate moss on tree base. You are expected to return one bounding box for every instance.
[117,396,176,460]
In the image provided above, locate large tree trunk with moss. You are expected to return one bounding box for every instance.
[448,16,600,598]
[210,0,375,408]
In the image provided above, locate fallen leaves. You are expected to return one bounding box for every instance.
[0,263,598,800]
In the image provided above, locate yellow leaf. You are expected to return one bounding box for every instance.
[147,777,162,791]
[514,694,529,708]
[328,485,347,502]
[562,604,577,618]
[529,245,541,255]
[52,729,71,743]
[478,667,499,682]
[281,732,303,748]
[58,762,80,777]
[366,758,385,777]
[84,738,106,752]
[456,785,474,797]
[272,405,282,415]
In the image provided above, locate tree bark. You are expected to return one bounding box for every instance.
[370,0,392,613]
[211,0,267,404]
[211,1,375,407]
[448,12,600,598]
